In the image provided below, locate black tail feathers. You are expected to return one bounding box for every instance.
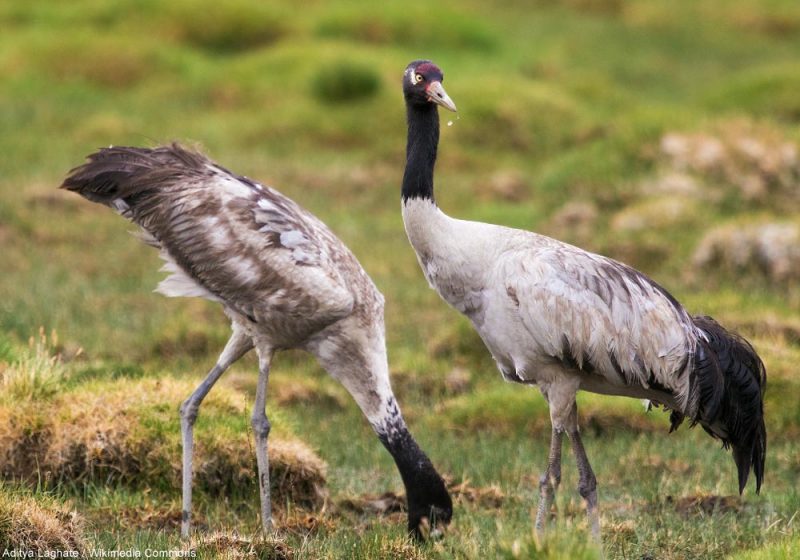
[60,143,208,206]
[691,315,767,494]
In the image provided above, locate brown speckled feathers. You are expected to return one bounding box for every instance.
[62,144,378,346]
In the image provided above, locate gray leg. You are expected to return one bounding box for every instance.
[180,327,253,539]
[252,347,274,533]
[534,426,563,535]
[565,404,600,542]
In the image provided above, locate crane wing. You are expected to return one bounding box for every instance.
[500,240,697,400]
[63,145,356,333]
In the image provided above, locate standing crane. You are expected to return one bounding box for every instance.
[398,60,766,539]
[61,143,452,539]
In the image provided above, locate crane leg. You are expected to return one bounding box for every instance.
[565,402,600,542]
[252,346,274,533]
[180,326,253,538]
[534,426,563,535]
[309,335,451,539]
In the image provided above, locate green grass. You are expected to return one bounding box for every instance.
[1,0,799,558]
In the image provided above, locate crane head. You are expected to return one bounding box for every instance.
[403,60,457,112]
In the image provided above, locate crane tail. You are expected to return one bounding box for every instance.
[692,315,767,494]
[60,143,208,207]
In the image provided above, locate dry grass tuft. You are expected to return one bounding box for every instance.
[376,538,426,560]
[191,531,294,560]
[340,491,406,516]
[279,511,336,537]
[0,488,88,552]
[611,197,699,233]
[0,328,68,400]
[268,439,328,511]
[604,518,637,538]
[693,221,800,283]
[0,377,327,512]
[114,503,187,531]
[637,172,708,200]
[660,122,800,205]
[446,477,506,509]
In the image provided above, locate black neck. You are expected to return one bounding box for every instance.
[379,421,452,536]
[401,103,439,202]
[375,397,452,537]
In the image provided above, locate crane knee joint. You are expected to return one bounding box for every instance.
[578,477,597,500]
[251,414,271,438]
[180,400,200,426]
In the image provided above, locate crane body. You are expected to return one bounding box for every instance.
[62,144,452,539]
[398,60,766,539]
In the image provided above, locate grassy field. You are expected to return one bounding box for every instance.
[1,0,799,558]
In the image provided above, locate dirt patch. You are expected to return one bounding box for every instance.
[0,490,88,553]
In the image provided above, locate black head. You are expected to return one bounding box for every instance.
[403,60,457,112]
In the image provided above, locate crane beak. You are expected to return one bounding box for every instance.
[426,81,457,112]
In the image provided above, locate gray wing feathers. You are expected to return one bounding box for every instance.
[62,144,356,333]
[504,244,696,406]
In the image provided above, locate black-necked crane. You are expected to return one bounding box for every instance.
[61,144,452,539]
[398,60,766,539]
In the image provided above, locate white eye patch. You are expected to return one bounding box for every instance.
[410,71,422,85]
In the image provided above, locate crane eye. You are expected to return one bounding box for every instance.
[412,72,424,85]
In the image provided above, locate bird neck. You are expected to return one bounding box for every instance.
[376,397,452,534]
[402,103,439,203]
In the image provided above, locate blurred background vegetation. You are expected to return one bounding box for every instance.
[0,0,799,558]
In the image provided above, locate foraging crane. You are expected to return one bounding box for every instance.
[399,60,766,539]
[61,144,452,538]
